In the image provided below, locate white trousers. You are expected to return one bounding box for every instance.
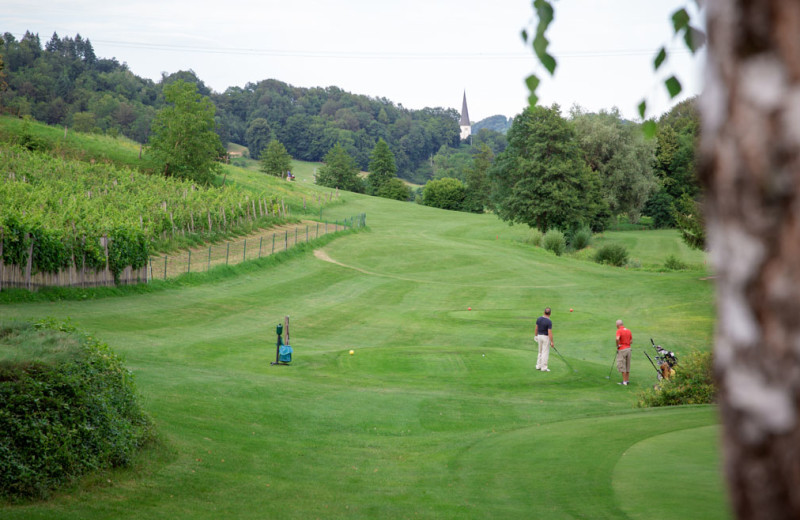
[536,334,551,369]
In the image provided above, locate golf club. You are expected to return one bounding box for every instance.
[551,345,577,372]
[605,353,616,379]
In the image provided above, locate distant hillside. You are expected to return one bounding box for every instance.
[472,114,512,134]
[0,31,463,183]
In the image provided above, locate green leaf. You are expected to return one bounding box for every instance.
[532,0,557,75]
[642,120,657,139]
[665,76,682,98]
[526,74,541,93]
[521,29,528,43]
[638,100,647,119]
[533,33,556,74]
[684,26,707,53]
[539,52,557,75]
[534,0,554,28]
[671,8,690,33]
[526,74,541,106]
[654,47,667,71]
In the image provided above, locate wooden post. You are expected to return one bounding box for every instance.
[243,239,247,262]
[101,235,110,287]
[284,315,290,346]
[207,246,212,272]
[259,236,263,258]
[24,235,33,290]
[187,250,192,273]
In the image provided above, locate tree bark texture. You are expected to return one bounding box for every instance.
[700,1,800,518]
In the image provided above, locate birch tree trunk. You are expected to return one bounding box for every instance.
[700,1,800,518]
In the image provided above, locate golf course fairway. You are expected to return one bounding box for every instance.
[0,192,726,519]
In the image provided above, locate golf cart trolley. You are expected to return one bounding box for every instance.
[271,315,292,365]
[644,338,678,380]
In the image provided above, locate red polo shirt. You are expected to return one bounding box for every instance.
[616,327,632,350]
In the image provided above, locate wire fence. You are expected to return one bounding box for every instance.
[147,214,365,281]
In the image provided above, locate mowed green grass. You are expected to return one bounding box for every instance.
[0,193,727,519]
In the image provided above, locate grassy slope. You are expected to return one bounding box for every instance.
[1,177,725,518]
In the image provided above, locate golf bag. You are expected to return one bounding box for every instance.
[645,338,678,380]
[279,344,293,363]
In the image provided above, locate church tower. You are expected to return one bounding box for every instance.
[459,90,471,141]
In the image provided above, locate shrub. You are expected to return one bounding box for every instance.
[543,229,566,256]
[594,244,628,266]
[422,178,466,211]
[664,254,688,271]
[637,350,715,407]
[0,319,154,500]
[570,226,592,250]
[524,228,543,247]
[376,178,411,201]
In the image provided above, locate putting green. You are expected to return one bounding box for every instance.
[613,424,732,520]
[451,406,721,519]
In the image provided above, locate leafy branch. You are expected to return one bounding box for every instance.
[524,0,706,134]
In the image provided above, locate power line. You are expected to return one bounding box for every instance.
[88,37,689,61]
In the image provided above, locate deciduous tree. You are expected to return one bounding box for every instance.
[571,106,658,222]
[259,139,292,178]
[488,104,607,232]
[146,80,223,185]
[245,118,271,160]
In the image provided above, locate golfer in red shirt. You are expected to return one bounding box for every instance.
[616,320,632,386]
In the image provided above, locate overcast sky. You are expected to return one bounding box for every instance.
[3,0,703,122]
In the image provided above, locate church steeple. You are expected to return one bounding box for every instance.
[459,90,471,140]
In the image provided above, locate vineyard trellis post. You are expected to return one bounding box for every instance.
[243,239,247,262]
[208,246,211,272]
[188,250,192,273]
[259,236,263,258]
[24,236,33,290]
[225,243,230,265]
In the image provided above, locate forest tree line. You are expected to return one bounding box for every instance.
[0,31,508,183]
